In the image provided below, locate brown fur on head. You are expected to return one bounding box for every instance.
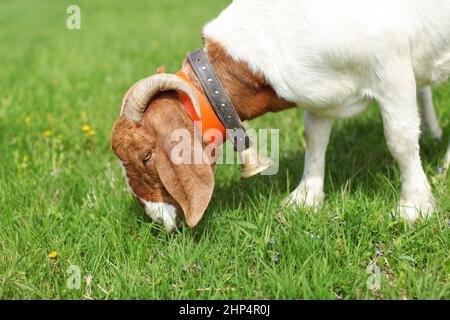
[112,82,215,231]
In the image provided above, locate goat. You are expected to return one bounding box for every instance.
[112,0,450,232]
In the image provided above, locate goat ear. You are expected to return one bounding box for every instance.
[154,129,215,228]
[156,65,166,74]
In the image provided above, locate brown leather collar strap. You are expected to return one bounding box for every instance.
[187,49,251,152]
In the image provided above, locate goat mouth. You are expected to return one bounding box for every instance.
[142,200,178,233]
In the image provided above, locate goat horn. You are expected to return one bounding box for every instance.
[120,74,201,122]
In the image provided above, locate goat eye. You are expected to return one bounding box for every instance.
[142,153,152,165]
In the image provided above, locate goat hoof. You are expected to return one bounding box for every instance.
[284,187,325,211]
[430,126,443,140]
[394,200,435,223]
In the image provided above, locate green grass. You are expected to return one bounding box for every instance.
[0,0,449,300]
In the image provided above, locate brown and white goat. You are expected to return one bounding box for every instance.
[112,0,450,232]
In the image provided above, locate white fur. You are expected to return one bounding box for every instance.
[285,112,332,208]
[418,86,443,139]
[118,160,177,232]
[204,0,450,222]
[142,200,177,233]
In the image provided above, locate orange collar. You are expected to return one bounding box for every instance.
[176,70,226,144]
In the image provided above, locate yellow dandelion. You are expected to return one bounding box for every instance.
[48,251,58,259]
[43,130,52,138]
[82,125,91,133]
[24,116,32,125]
[87,129,95,137]
[19,155,29,169]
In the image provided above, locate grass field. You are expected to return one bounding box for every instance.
[0,0,449,300]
